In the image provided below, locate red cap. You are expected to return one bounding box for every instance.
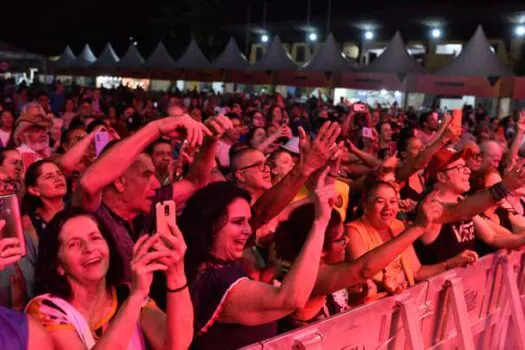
[425,147,473,181]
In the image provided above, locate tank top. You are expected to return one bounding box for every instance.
[414,219,476,265]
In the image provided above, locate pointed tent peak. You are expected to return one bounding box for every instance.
[93,43,120,68]
[176,39,210,69]
[118,43,145,67]
[213,37,250,69]
[145,42,177,69]
[252,34,297,71]
[303,32,356,72]
[437,25,513,76]
[360,31,425,74]
[78,44,96,63]
[62,46,75,59]
[54,45,76,68]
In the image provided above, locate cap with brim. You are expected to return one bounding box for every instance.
[13,114,52,145]
[280,137,300,155]
[424,147,473,181]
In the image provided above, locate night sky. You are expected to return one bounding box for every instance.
[2,0,525,59]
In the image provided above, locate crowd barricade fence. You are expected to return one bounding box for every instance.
[242,249,525,350]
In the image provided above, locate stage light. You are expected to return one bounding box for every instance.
[431,28,442,39]
[308,32,318,42]
[261,34,269,43]
[364,31,374,40]
[515,25,525,37]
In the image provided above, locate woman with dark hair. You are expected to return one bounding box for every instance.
[61,98,77,130]
[179,177,334,350]
[346,181,477,300]
[27,207,193,349]
[22,160,67,239]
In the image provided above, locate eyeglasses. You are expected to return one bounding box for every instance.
[0,179,20,193]
[236,160,270,172]
[328,236,348,247]
[442,164,469,173]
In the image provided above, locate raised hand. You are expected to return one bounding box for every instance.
[517,110,525,134]
[311,167,337,221]
[0,220,24,272]
[204,115,233,142]
[502,164,525,191]
[152,223,188,287]
[156,115,212,147]
[130,234,171,299]
[298,121,343,176]
[447,250,478,269]
[415,192,444,228]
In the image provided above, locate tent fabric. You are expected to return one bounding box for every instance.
[360,32,425,74]
[176,40,211,69]
[0,41,45,61]
[71,44,96,68]
[118,44,144,68]
[303,33,356,72]
[92,43,119,68]
[212,38,250,70]
[436,26,513,77]
[144,42,176,69]
[251,35,297,71]
[54,46,76,68]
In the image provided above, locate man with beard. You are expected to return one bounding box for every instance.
[12,102,52,172]
[414,148,525,266]
[418,111,440,145]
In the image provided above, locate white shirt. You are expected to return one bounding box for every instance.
[215,140,232,168]
[0,129,11,147]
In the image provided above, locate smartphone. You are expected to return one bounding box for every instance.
[153,102,158,108]
[354,103,365,112]
[362,127,374,139]
[94,131,110,158]
[0,194,25,256]
[452,109,462,128]
[155,200,176,234]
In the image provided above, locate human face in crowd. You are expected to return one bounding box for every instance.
[225,118,243,142]
[0,110,14,130]
[210,197,252,261]
[57,215,110,285]
[438,158,471,195]
[323,222,347,265]
[151,142,172,173]
[270,106,283,127]
[270,151,295,183]
[379,123,392,142]
[251,111,266,128]
[0,150,23,182]
[51,118,63,141]
[22,125,49,152]
[65,99,76,112]
[481,143,502,171]
[38,95,50,112]
[249,128,266,148]
[235,150,272,192]
[231,104,242,117]
[78,102,92,118]
[364,184,399,231]
[426,113,439,131]
[120,154,161,214]
[28,162,67,199]
[406,137,423,160]
[123,107,136,119]
[466,145,483,172]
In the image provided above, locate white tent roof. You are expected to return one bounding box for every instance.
[145,42,176,69]
[251,35,297,71]
[92,43,119,68]
[54,46,76,68]
[176,40,211,69]
[212,38,250,69]
[71,44,96,68]
[118,44,144,68]
[303,33,355,72]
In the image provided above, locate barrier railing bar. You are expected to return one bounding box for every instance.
[396,296,425,350]
[502,255,525,349]
[445,277,476,350]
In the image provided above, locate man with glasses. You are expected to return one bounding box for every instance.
[414,148,525,266]
[231,148,272,203]
[12,102,52,172]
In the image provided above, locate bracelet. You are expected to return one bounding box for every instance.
[167,282,188,293]
[489,182,509,202]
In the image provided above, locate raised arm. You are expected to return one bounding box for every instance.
[345,140,382,168]
[251,122,341,231]
[504,111,525,169]
[255,125,291,153]
[55,127,101,176]
[171,116,232,206]
[74,116,210,211]
[473,215,525,249]
[313,194,442,297]
[219,170,334,325]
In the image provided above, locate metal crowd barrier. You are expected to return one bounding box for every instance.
[242,249,525,350]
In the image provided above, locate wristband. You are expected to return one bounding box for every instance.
[489,182,509,202]
[167,282,188,293]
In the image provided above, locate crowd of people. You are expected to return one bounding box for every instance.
[1,79,525,349]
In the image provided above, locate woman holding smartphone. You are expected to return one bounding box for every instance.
[27,207,193,350]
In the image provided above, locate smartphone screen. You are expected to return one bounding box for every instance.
[155,201,176,234]
[0,194,25,256]
[94,131,110,158]
[362,127,374,139]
